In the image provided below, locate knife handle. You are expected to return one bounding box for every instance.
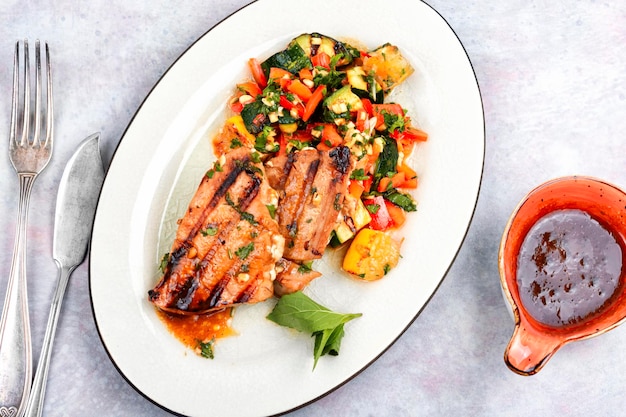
[23,264,73,417]
[0,174,35,416]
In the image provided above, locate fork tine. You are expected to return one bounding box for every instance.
[20,39,30,147]
[32,40,42,147]
[44,41,53,149]
[9,40,19,149]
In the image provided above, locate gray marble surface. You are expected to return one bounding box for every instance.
[1,0,625,416]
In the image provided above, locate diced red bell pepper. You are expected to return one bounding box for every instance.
[402,126,429,142]
[385,200,406,227]
[287,79,313,101]
[299,67,313,81]
[229,100,244,114]
[363,196,393,231]
[321,124,343,147]
[303,85,326,122]
[311,52,331,69]
[362,175,373,193]
[361,98,373,116]
[248,58,267,88]
[237,81,262,98]
[372,103,404,129]
[269,67,293,83]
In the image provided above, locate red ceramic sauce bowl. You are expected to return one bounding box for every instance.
[499,176,626,375]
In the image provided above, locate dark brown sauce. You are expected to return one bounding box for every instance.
[517,209,623,327]
[156,308,236,354]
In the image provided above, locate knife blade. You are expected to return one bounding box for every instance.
[23,132,105,417]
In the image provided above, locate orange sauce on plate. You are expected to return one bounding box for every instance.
[156,308,236,355]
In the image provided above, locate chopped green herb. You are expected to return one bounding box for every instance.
[226,192,259,225]
[201,225,218,236]
[235,243,255,260]
[230,137,243,148]
[384,190,417,212]
[266,204,277,219]
[240,264,250,273]
[251,151,262,163]
[365,203,380,214]
[349,168,369,181]
[297,260,313,274]
[198,339,215,359]
[159,253,170,272]
[240,211,257,225]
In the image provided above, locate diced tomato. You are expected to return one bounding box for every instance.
[364,196,393,231]
[402,126,429,142]
[316,141,332,151]
[237,81,262,98]
[355,110,369,132]
[385,200,406,227]
[229,100,244,114]
[348,180,365,200]
[299,67,313,81]
[361,98,373,116]
[311,52,331,69]
[248,58,267,88]
[321,124,343,147]
[290,128,313,143]
[269,67,293,82]
[397,163,418,188]
[372,103,404,129]
[362,175,373,193]
[376,172,405,193]
[287,79,313,101]
[279,95,293,109]
[377,177,392,193]
[303,85,326,122]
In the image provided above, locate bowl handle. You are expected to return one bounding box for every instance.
[504,324,561,376]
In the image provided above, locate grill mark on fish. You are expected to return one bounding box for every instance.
[287,156,320,246]
[183,155,250,244]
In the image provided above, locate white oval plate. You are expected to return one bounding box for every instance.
[90,0,484,416]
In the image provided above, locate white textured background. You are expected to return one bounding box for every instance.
[1,0,626,416]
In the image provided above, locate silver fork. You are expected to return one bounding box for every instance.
[0,40,53,417]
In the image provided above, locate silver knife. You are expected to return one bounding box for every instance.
[23,133,105,417]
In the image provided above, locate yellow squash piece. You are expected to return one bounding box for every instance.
[342,228,401,281]
[362,43,414,92]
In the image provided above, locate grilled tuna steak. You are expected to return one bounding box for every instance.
[265,146,353,261]
[149,148,284,314]
[273,258,322,296]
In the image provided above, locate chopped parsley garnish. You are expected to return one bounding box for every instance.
[349,168,369,181]
[365,203,380,214]
[225,192,259,225]
[297,260,313,274]
[230,137,243,148]
[235,243,255,260]
[201,225,218,236]
[198,339,215,359]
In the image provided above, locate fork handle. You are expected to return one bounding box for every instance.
[0,173,36,416]
[22,264,74,417]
